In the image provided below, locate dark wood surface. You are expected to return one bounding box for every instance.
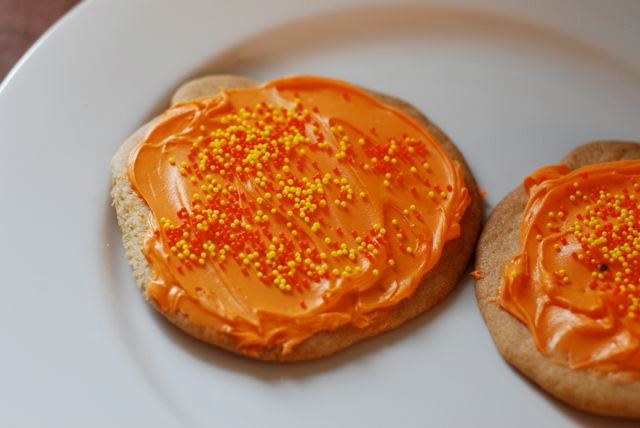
[0,0,81,80]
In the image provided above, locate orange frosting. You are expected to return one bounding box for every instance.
[503,161,640,381]
[128,76,470,354]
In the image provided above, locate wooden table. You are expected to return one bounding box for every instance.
[0,0,81,80]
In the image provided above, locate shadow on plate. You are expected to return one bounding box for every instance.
[148,266,469,381]
[504,363,640,427]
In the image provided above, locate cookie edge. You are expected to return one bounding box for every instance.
[111,75,483,362]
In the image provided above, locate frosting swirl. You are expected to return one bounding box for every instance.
[129,76,470,353]
[502,161,640,381]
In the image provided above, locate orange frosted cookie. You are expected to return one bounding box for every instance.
[112,75,481,361]
[476,141,640,417]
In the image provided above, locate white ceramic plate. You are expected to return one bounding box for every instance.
[2,0,640,426]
